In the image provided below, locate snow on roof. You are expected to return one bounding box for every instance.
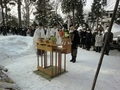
[112,23,120,37]
[112,23,120,33]
[104,0,116,11]
[84,0,117,14]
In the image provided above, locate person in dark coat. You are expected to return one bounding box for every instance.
[103,29,113,55]
[2,26,7,36]
[12,27,16,35]
[21,27,27,36]
[92,29,98,51]
[85,29,92,51]
[81,28,87,49]
[69,24,80,63]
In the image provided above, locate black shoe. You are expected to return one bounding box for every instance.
[93,49,96,51]
[106,53,109,55]
[72,61,76,63]
[70,60,73,62]
[104,53,109,55]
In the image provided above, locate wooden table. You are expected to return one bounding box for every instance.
[36,39,67,77]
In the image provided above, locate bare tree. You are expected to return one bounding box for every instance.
[22,0,35,26]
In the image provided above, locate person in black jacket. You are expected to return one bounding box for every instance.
[2,26,7,36]
[85,29,92,51]
[103,29,113,55]
[69,25,80,63]
[81,28,87,49]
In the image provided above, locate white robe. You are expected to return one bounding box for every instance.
[33,27,45,52]
[50,28,61,44]
[33,27,45,44]
[44,28,51,39]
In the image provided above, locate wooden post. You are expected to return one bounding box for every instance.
[37,54,39,69]
[50,52,52,66]
[55,49,57,75]
[91,0,120,90]
[44,51,47,68]
[64,53,66,72]
[51,52,53,77]
[41,50,43,68]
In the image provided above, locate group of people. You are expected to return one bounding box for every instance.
[32,23,80,63]
[69,24,112,63]
[77,24,113,55]
[0,22,113,63]
[0,25,36,36]
[32,22,113,63]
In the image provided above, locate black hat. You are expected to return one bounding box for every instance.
[39,23,43,26]
[69,24,73,27]
[87,28,91,31]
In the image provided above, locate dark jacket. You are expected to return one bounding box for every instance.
[86,32,92,44]
[71,30,80,49]
[103,32,113,44]
[81,31,87,44]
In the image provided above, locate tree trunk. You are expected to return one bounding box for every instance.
[18,0,22,27]
[96,18,99,29]
[72,2,75,27]
[27,6,30,26]
[5,5,8,25]
[0,0,5,26]
[24,0,30,27]
[26,3,30,27]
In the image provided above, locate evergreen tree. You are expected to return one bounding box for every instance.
[91,0,103,27]
[23,0,36,26]
[49,13,63,27]
[91,0,102,19]
[34,0,52,25]
[75,0,84,24]
[61,0,85,26]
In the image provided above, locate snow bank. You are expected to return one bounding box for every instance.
[0,35,35,60]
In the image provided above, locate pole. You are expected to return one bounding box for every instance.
[91,0,120,90]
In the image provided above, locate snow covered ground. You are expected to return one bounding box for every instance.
[0,35,120,90]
